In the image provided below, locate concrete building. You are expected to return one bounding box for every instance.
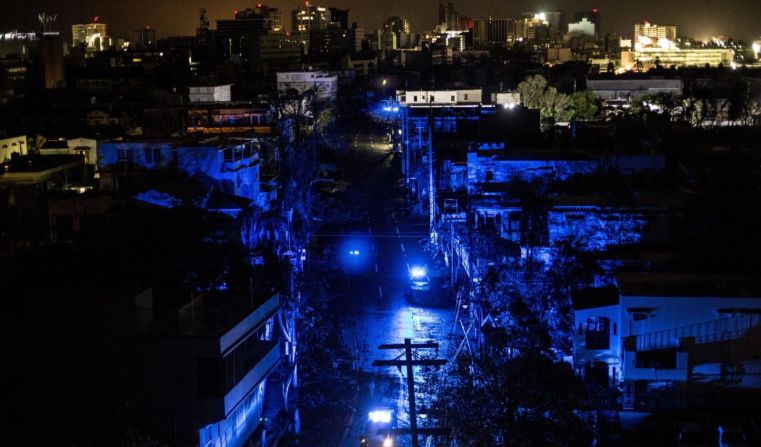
[0,31,64,89]
[276,71,338,102]
[0,154,85,189]
[71,22,107,52]
[98,136,270,209]
[573,9,601,37]
[438,1,459,30]
[22,286,285,447]
[587,78,683,102]
[466,148,665,189]
[396,89,482,105]
[217,9,268,63]
[133,26,157,50]
[621,47,735,70]
[341,54,377,77]
[189,84,232,103]
[547,46,573,64]
[186,103,275,135]
[292,3,331,52]
[492,92,521,108]
[251,31,301,74]
[568,18,595,38]
[573,275,761,407]
[40,137,98,167]
[634,22,677,43]
[0,135,28,161]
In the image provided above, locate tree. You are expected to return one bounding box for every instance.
[546,88,575,123]
[517,74,548,110]
[428,339,592,447]
[518,75,584,125]
[570,90,599,121]
[726,80,758,125]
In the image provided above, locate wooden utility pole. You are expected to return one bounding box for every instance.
[373,338,447,447]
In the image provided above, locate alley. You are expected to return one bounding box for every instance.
[311,125,455,447]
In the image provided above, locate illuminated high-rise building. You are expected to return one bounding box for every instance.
[71,20,107,52]
[291,3,331,51]
[573,9,601,37]
[568,18,595,38]
[472,17,514,46]
[634,22,676,42]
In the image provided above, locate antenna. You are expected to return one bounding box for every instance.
[199,8,210,31]
[37,12,57,33]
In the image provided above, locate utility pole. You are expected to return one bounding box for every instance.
[428,125,435,233]
[373,339,448,447]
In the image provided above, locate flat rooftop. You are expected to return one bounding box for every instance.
[0,154,82,174]
[616,273,761,298]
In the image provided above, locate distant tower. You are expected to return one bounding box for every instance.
[199,8,210,31]
[438,1,458,30]
[38,12,57,33]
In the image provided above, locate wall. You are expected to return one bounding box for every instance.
[0,135,28,161]
[467,152,665,192]
[574,304,622,382]
[98,141,175,169]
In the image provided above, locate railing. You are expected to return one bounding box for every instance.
[222,154,259,173]
[635,314,761,351]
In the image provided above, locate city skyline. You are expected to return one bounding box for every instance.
[2,0,761,42]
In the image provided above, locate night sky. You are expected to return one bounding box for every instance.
[2,0,760,42]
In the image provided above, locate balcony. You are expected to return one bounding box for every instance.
[223,340,280,415]
[222,146,259,173]
[632,314,761,352]
[197,340,281,421]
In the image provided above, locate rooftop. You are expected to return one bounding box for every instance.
[616,273,761,298]
[0,154,83,174]
[142,287,280,339]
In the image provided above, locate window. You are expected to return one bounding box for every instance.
[144,147,161,164]
[464,94,469,100]
[413,96,418,102]
[451,95,455,101]
[485,170,494,181]
[578,322,583,336]
[117,148,133,163]
[613,322,617,336]
[585,317,610,350]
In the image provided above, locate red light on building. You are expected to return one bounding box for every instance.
[592,8,598,13]
[93,16,100,22]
